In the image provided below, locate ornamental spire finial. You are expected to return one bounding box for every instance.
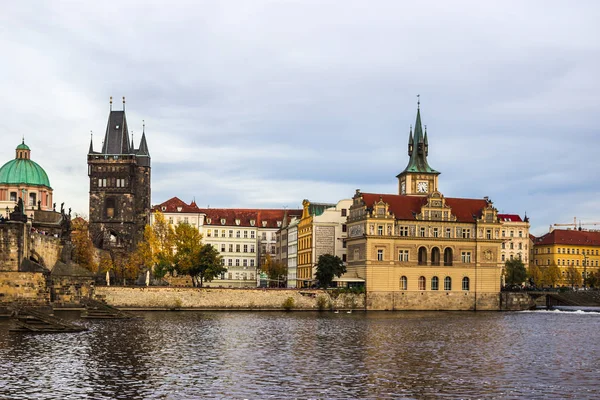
[417,94,420,110]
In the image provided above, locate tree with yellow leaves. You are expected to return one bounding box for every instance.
[131,211,175,278]
[71,217,98,273]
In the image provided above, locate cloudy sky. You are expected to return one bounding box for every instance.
[0,1,598,235]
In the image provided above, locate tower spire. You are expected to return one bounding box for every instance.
[89,131,94,153]
[408,125,414,156]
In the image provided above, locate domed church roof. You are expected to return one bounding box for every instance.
[0,141,51,188]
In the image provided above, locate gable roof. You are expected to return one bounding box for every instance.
[361,193,489,223]
[534,229,600,246]
[498,214,523,222]
[152,197,202,213]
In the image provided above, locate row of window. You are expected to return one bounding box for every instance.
[536,259,600,267]
[501,230,524,238]
[218,244,256,253]
[221,258,256,267]
[217,272,255,280]
[502,242,525,250]
[399,276,470,291]
[97,178,128,188]
[536,248,600,255]
[372,248,471,264]
[206,229,257,239]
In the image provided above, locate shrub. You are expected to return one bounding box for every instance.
[316,295,329,311]
[282,296,295,311]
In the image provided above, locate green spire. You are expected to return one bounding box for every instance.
[400,104,438,174]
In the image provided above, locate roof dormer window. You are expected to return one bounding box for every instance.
[262,221,267,227]
[206,218,211,224]
[161,206,166,212]
[277,221,282,227]
[177,206,183,212]
[250,220,256,226]
[235,219,240,226]
[221,218,226,225]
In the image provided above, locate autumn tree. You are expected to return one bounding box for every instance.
[539,263,562,287]
[527,264,543,287]
[565,265,583,288]
[131,211,175,278]
[262,254,287,287]
[504,258,527,286]
[172,223,224,287]
[70,217,98,273]
[315,254,346,288]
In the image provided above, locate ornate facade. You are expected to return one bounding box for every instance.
[88,98,151,252]
[343,104,504,310]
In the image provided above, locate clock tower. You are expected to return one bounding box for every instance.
[396,100,440,196]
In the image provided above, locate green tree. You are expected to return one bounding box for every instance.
[504,258,527,286]
[262,254,287,287]
[315,254,346,288]
[565,265,583,288]
[193,244,226,287]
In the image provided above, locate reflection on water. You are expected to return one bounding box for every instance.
[1,311,599,399]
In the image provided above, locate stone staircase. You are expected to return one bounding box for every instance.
[10,308,87,333]
[81,298,140,319]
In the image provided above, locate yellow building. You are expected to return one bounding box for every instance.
[343,104,504,310]
[532,229,600,286]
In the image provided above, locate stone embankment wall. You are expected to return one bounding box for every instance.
[500,292,536,311]
[95,287,365,311]
[367,292,501,311]
[0,272,49,306]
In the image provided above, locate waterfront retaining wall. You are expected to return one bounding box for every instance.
[0,272,49,306]
[94,287,365,311]
[367,291,501,311]
[500,292,536,311]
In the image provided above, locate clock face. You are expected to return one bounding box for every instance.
[417,181,429,193]
[401,182,406,195]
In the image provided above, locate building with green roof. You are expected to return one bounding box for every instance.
[0,140,53,212]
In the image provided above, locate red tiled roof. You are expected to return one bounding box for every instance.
[152,197,202,213]
[152,197,302,228]
[201,208,302,228]
[534,229,600,246]
[361,193,489,223]
[498,214,523,222]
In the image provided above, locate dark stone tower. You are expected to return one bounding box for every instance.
[87,97,151,252]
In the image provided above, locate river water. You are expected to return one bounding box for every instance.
[1,310,599,399]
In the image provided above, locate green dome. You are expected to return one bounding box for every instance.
[16,142,30,151]
[0,159,51,188]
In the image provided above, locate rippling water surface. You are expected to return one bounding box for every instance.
[1,310,599,399]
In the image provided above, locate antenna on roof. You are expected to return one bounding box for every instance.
[110,96,113,111]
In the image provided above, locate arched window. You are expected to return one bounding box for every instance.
[462,277,470,291]
[418,247,427,265]
[431,247,441,266]
[444,248,453,266]
[400,276,407,291]
[418,276,426,291]
[431,276,439,291]
[105,198,116,218]
[444,276,452,291]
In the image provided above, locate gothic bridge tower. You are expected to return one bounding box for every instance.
[396,99,440,196]
[87,97,151,252]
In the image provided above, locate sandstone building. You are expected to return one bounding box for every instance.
[343,104,504,310]
[87,98,151,252]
